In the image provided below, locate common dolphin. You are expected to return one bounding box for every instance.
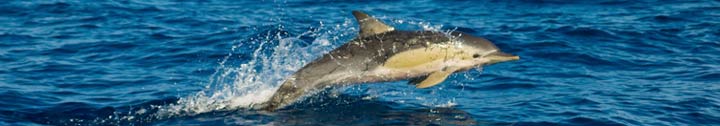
[262,11,519,110]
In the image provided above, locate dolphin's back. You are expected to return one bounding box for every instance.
[298,31,451,77]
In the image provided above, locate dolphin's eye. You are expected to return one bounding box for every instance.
[472,54,480,58]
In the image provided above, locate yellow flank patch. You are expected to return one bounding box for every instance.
[383,46,472,69]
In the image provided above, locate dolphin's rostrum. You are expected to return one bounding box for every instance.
[262,11,519,110]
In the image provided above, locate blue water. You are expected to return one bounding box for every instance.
[1,0,719,125]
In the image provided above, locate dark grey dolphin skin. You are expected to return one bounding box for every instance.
[261,11,519,111]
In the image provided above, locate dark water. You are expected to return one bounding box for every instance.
[1,0,719,125]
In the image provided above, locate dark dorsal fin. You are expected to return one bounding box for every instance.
[352,10,395,37]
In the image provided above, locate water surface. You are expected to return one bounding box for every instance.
[1,0,719,125]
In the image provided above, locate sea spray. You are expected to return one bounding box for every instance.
[153,20,356,117]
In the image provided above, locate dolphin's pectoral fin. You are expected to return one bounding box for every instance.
[415,71,451,88]
[415,68,458,88]
[352,10,395,37]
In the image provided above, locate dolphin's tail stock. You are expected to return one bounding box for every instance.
[260,77,304,111]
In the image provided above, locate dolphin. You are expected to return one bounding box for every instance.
[262,11,519,110]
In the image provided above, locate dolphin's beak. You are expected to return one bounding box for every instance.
[484,51,519,65]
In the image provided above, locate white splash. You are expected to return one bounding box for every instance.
[152,19,357,117]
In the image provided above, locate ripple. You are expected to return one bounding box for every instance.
[470,83,539,91]
[0,34,39,46]
[566,117,625,126]
[36,2,73,14]
[0,91,61,112]
[48,91,84,96]
[531,52,620,68]
[640,15,689,23]
[547,26,619,39]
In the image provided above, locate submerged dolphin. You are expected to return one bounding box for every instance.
[262,11,519,110]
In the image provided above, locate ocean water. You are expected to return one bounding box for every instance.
[1,0,719,125]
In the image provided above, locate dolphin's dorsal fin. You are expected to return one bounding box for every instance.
[352,10,395,37]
